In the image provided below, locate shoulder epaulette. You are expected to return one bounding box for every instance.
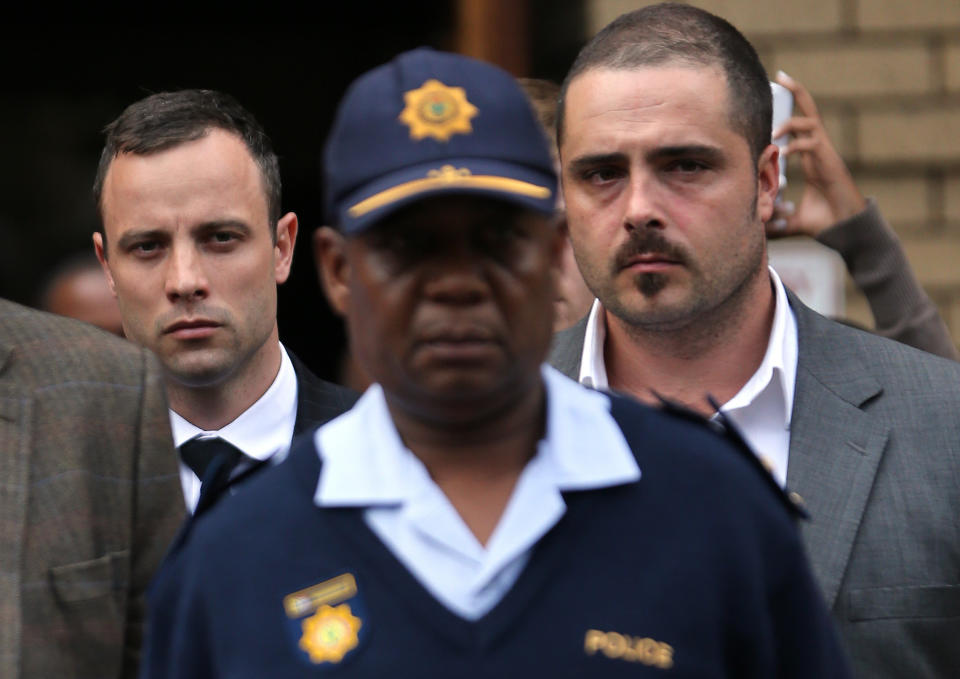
[653,392,809,520]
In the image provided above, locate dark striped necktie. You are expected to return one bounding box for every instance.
[179,436,245,514]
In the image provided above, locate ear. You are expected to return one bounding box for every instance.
[313,226,350,317]
[92,232,118,297]
[755,143,780,224]
[274,212,299,284]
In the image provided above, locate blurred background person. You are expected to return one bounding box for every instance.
[37,250,125,336]
[769,71,957,360]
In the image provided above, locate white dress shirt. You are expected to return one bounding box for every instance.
[313,366,640,620]
[170,344,299,512]
[577,267,798,486]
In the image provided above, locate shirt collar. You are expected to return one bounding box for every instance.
[578,298,608,390]
[313,365,640,507]
[577,266,798,427]
[720,267,797,428]
[170,343,299,461]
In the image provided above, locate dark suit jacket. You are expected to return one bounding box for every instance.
[0,299,184,679]
[180,350,357,518]
[139,349,357,678]
[549,291,960,677]
[288,351,358,436]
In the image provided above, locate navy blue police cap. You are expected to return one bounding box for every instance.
[324,48,558,234]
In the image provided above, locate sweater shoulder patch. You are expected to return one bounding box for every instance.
[607,392,808,520]
[282,571,368,667]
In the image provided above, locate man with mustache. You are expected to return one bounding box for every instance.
[550,4,960,675]
[94,90,356,514]
[140,48,848,678]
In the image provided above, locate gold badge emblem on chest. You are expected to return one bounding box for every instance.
[298,603,363,664]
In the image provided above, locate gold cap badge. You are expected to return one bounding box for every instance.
[399,79,478,142]
[298,603,363,664]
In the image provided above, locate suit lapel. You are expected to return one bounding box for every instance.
[0,335,29,678]
[288,351,358,436]
[787,293,888,609]
[548,315,588,380]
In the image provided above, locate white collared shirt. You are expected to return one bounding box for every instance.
[578,267,798,486]
[313,366,640,620]
[170,344,299,512]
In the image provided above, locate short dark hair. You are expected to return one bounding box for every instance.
[93,89,281,246]
[557,3,772,161]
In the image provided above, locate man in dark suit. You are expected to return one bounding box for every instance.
[550,4,960,675]
[93,90,356,514]
[0,298,183,678]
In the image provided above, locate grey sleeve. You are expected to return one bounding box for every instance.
[816,199,958,360]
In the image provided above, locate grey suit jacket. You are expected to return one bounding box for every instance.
[0,299,184,679]
[549,292,960,677]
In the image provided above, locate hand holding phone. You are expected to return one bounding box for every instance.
[770,81,794,197]
[766,72,866,238]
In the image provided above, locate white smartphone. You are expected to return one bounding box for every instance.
[770,82,793,197]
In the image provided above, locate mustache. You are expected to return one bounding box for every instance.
[611,230,689,273]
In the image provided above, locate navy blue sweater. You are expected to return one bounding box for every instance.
[143,394,849,678]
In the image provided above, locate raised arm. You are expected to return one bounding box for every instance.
[768,72,957,360]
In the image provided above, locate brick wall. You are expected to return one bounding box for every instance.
[586,0,960,349]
